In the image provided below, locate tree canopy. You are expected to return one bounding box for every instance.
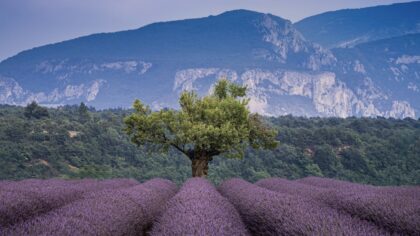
[24,101,49,119]
[124,79,278,177]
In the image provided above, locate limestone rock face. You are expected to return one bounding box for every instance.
[172,68,416,118]
[0,8,418,118]
[0,76,26,104]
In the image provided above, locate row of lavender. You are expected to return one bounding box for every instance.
[1,179,177,236]
[257,177,420,235]
[0,178,138,228]
[150,178,250,236]
[1,177,418,235]
[219,178,390,236]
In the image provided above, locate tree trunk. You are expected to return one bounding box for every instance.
[191,157,209,177]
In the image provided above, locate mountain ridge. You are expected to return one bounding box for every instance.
[295,1,420,48]
[0,3,419,118]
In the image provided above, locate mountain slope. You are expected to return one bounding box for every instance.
[0,8,418,118]
[295,1,420,48]
[1,10,329,68]
[321,33,420,118]
[0,10,336,112]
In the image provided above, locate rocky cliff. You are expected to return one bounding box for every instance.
[0,4,419,118]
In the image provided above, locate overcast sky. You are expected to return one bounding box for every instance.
[0,0,412,61]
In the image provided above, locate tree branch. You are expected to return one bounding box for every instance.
[171,143,187,155]
[208,149,221,157]
[160,132,192,160]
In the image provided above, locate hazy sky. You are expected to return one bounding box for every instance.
[0,0,412,61]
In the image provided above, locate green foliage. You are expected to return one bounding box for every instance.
[78,102,91,123]
[313,145,341,177]
[124,79,278,162]
[24,101,49,119]
[0,104,419,185]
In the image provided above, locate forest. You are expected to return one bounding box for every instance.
[0,103,419,185]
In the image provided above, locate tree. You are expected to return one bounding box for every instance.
[341,148,369,174]
[78,102,91,123]
[313,144,341,177]
[24,101,49,119]
[124,79,278,177]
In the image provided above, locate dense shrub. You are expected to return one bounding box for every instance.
[259,177,420,235]
[219,178,387,236]
[1,178,176,236]
[0,179,138,228]
[150,178,249,236]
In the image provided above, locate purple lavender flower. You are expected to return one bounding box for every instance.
[258,177,420,235]
[0,179,138,228]
[150,178,250,236]
[219,178,388,236]
[2,178,177,236]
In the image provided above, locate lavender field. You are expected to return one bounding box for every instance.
[0,177,419,236]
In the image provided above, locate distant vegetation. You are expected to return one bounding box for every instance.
[0,103,419,185]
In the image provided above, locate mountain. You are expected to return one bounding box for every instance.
[0,6,419,118]
[331,33,420,118]
[295,1,420,48]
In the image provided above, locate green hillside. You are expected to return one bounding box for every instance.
[0,104,418,185]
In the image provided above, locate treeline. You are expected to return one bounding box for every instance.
[0,104,418,185]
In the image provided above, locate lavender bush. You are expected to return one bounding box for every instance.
[219,178,388,236]
[0,179,138,228]
[296,176,364,189]
[0,180,12,188]
[134,178,178,222]
[150,178,250,236]
[298,176,420,199]
[2,178,177,236]
[256,178,323,198]
[258,177,420,235]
